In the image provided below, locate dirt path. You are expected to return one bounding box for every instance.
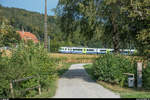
[53,64,120,98]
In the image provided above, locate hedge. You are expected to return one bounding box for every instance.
[92,54,137,87]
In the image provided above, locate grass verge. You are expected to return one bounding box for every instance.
[33,62,73,98]
[84,64,150,98]
[50,53,99,63]
[33,80,58,98]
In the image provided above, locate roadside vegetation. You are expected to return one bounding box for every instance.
[0,41,56,98]
[34,62,73,98]
[84,54,150,98]
[0,41,96,98]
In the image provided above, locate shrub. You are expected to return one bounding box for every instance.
[93,54,137,87]
[143,62,150,90]
[0,41,57,98]
[0,53,11,98]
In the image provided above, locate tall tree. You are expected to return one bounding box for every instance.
[56,0,103,46]
[122,0,150,56]
[57,0,125,52]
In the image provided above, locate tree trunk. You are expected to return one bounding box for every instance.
[112,18,120,53]
[112,32,120,53]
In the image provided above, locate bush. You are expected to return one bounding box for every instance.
[143,62,150,90]
[0,41,57,98]
[0,53,11,98]
[93,54,137,87]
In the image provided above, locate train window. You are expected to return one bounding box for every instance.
[123,51,129,53]
[98,50,101,52]
[87,49,94,51]
[59,48,64,50]
[68,49,72,51]
[65,48,68,50]
[100,50,106,52]
[73,49,82,51]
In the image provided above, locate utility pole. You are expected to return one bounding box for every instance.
[44,0,48,49]
[48,36,50,52]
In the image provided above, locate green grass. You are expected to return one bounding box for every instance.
[120,92,150,98]
[33,62,73,98]
[33,80,58,98]
[84,64,96,80]
[84,64,150,98]
[57,62,73,77]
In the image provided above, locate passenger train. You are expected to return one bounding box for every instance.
[58,47,136,55]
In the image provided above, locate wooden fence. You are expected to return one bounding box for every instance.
[10,76,41,98]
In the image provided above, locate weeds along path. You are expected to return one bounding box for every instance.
[53,64,120,98]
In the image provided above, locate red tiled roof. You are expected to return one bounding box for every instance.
[17,31,39,43]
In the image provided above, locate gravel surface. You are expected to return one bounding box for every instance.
[53,64,120,98]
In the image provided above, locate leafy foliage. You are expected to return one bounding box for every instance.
[122,0,150,56]
[0,41,57,98]
[56,0,135,53]
[0,54,10,97]
[143,62,150,90]
[56,0,150,56]
[0,18,21,47]
[92,54,136,87]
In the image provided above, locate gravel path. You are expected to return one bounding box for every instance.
[53,64,120,98]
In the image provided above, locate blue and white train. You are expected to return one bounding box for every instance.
[58,47,136,55]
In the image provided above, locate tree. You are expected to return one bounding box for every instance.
[121,0,150,56]
[56,0,127,52]
[0,19,21,47]
[56,0,104,47]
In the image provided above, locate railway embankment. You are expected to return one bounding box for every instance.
[49,53,99,63]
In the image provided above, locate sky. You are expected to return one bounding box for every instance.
[0,0,59,15]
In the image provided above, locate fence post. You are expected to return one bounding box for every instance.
[38,84,41,95]
[37,76,41,95]
[10,81,14,98]
[137,61,142,88]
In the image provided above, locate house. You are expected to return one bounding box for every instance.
[16,31,39,43]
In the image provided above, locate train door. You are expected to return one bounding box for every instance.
[96,49,99,54]
[82,48,87,54]
[106,49,110,54]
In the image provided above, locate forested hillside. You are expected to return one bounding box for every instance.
[0,5,58,41]
[0,5,105,52]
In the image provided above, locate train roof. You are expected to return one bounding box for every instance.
[60,47,113,49]
[60,47,136,50]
